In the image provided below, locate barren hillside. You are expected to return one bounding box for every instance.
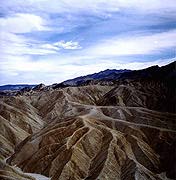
[0,62,176,180]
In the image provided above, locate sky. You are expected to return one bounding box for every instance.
[0,0,176,85]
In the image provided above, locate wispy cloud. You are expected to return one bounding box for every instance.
[0,32,81,57]
[0,32,57,56]
[1,0,176,15]
[54,41,82,50]
[0,13,50,33]
[86,30,176,56]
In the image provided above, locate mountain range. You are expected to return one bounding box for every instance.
[0,84,36,91]
[1,61,175,91]
[0,61,175,180]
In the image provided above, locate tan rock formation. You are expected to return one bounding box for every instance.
[1,83,176,180]
[0,96,45,159]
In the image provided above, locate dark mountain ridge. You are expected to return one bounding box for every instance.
[60,69,131,86]
[0,84,36,91]
[53,61,176,88]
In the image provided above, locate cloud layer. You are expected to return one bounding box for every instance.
[0,0,176,84]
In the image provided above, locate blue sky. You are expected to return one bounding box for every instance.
[0,0,176,85]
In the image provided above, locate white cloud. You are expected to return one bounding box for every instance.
[40,44,60,51]
[0,55,50,72]
[0,13,58,56]
[0,13,50,33]
[1,0,176,16]
[54,40,82,50]
[87,30,176,56]
[0,31,81,57]
[0,32,58,56]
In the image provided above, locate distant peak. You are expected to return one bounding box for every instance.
[33,83,45,91]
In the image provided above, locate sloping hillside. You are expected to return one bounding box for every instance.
[0,61,175,180]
